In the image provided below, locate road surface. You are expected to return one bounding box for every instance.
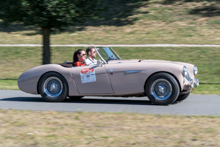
[0,90,219,116]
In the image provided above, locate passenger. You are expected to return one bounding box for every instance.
[84,46,97,66]
[73,49,87,66]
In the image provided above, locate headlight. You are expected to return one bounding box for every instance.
[193,66,198,75]
[183,66,187,77]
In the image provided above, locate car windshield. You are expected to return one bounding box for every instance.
[96,47,121,62]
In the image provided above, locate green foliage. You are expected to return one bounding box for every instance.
[0,0,103,64]
[0,0,103,29]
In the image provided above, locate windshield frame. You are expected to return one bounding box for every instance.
[95,47,121,64]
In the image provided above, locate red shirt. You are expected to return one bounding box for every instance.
[75,61,86,67]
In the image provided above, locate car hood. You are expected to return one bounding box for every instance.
[108,59,195,74]
[109,59,193,67]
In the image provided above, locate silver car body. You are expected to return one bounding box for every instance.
[18,47,199,98]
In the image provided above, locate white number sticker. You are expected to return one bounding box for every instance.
[80,68,96,83]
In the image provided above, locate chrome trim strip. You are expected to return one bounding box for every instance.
[125,70,142,74]
[110,47,121,60]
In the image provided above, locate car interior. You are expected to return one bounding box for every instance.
[59,61,74,68]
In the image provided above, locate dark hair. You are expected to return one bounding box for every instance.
[86,46,95,55]
[73,49,83,65]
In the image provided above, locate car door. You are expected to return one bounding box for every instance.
[70,65,114,94]
[104,63,146,95]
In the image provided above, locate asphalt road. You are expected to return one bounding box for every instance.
[0,90,219,116]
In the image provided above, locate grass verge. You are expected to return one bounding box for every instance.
[0,79,18,90]
[192,84,220,95]
[0,109,220,147]
[0,47,219,94]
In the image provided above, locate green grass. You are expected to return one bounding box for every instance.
[0,0,220,44]
[0,80,18,90]
[0,47,219,94]
[193,84,220,95]
[1,109,220,147]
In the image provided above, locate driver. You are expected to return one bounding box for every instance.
[84,46,97,66]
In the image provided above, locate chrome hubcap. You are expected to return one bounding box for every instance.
[151,79,172,100]
[44,77,63,98]
[159,85,165,94]
[50,83,56,91]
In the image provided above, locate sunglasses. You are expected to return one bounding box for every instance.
[81,54,86,56]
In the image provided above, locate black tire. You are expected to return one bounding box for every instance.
[68,96,83,100]
[176,93,190,102]
[145,73,180,105]
[38,72,68,102]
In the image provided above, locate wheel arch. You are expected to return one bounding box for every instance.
[37,71,69,95]
[144,71,181,96]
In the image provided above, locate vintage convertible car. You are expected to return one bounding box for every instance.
[18,47,199,105]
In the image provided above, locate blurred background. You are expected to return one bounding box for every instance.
[0,0,219,94]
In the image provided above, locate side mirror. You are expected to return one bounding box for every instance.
[97,60,102,67]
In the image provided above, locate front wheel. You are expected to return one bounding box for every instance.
[176,93,190,102]
[38,72,68,102]
[145,73,180,105]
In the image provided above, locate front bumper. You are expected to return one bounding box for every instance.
[184,69,199,92]
[194,78,199,88]
[190,78,199,91]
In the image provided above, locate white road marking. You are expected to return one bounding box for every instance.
[0,44,220,47]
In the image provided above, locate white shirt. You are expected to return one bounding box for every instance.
[84,57,97,66]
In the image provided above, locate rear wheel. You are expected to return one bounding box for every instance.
[38,72,68,102]
[145,73,180,105]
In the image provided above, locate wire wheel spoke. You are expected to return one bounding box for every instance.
[44,77,63,98]
[151,79,172,100]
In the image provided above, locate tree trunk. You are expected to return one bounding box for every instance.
[42,27,51,64]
